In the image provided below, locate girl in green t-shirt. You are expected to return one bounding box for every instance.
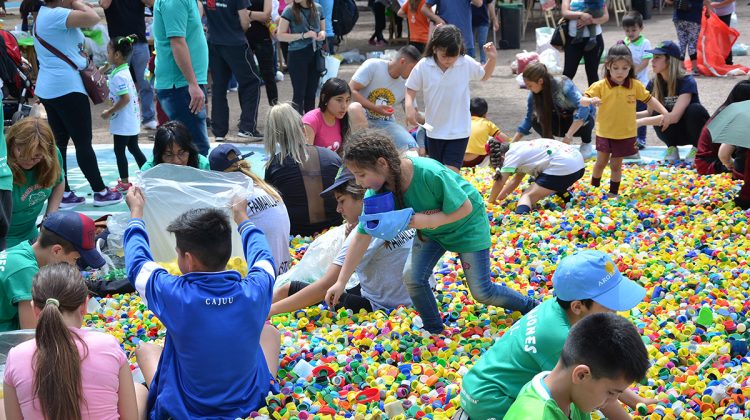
[325,129,536,334]
[6,118,64,248]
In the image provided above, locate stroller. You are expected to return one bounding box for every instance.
[0,30,35,126]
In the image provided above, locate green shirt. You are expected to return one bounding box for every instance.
[459,299,571,419]
[0,103,11,191]
[358,156,490,253]
[0,242,38,331]
[152,0,209,89]
[504,372,591,420]
[140,154,211,171]
[6,149,64,248]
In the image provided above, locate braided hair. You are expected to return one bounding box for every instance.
[342,129,406,208]
[488,138,510,180]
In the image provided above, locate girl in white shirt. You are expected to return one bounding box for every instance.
[404,24,496,173]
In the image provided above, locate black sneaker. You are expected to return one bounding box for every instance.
[238,129,263,138]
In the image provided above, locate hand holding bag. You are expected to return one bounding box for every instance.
[34,23,108,104]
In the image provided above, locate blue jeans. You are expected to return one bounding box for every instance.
[636,100,647,145]
[369,118,418,151]
[407,236,537,333]
[156,85,210,156]
[473,25,490,63]
[130,42,156,123]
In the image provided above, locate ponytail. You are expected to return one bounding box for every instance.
[343,129,405,208]
[110,34,139,60]
[32,263,90,420]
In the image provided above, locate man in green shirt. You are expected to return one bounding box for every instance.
[0,103,11,251]
[505,312,649,420]
[0,211,105,331]
[459,250,650,420]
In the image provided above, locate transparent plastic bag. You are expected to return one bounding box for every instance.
[132,164,253,262]
[275,224,360,290]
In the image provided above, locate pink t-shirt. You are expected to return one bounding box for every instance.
[4,328,127,420]
[302,108,342,152]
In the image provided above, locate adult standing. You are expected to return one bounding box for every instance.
[34,0,123,207]
[665,0,711,73]
[101,0,158,130]
[471,0,499,64]
[644,41,709,162]
[512,62,597,159]
[276,0,326,114]
[710,0,735,65]
[561,0,609,86]
[246,0,279,106]
[152,0,210,155]
[348,45,421,152]
[203,0,263,141]
[421,0,483,57]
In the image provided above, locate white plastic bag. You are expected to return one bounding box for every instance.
[536,27,555,53]
[539,48,563,74]
[275,224,360,290]
[133,164,253,262]
[317,54,342,95]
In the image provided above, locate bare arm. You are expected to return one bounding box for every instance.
[142,0,155,7]
[239,9,251,32]
[99,0,112,10]
[17,300,36,330]
[117,363,140,420]
[635,58,650,75]
[719,143,735,170]
[66,0,100,28]
[46,182,65,214]
[410,199,473,230]
[488,1,499,32]
[563,119,584,143]
[471,0,483,5]
[303,124,316,145]
[250,0,272,21]
[270,264,342,316]
[491,172,525,203]
[420,4,444,24]
[405,87,419,127]
[3,383,23,420]
[325,232,372,306]
[169,37,205,113]
[481,44,496,81]
[275,17,317,43]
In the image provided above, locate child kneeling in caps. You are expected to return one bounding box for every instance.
[488,138,585,214]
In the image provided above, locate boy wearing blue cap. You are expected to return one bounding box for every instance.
[504,312,649,419]
[457,250,652,420]
[124,187,280,419]
[0,211,106,331]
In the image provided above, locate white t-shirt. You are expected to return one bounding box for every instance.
[107,64,141,136]
[246,186,292,276]
[625,35,653,85]
[499,139,585,177]
[405,55,484,140]
[567,0,603,38]
[333,228,415,311]
[351,58,407,122]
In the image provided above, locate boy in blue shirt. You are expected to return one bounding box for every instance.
[124,187,280,419]
[505,312,649,419]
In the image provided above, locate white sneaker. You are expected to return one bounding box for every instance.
[275,71,284,82]
[663,146,679,162]
[142,120,157,130]
[685,147,697,163]
[579,143,595,160]
[215,136,226,142]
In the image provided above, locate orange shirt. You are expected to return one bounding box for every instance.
[401,0,430,43]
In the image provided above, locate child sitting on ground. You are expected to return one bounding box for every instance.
[463,97,510,168]
[458,250,653,420]
[124,188,280,419]
[504,312,649,419]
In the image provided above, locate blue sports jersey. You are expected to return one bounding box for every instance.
[124,219,277,419]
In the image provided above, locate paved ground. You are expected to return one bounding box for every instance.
[9,2,750,146]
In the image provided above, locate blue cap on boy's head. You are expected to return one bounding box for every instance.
[321,166,356,197]
[645,41,681,59]
[42,211,105,269]
[552,250,645,311]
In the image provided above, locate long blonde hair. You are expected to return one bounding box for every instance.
[650,55,685,103]
[264,103,309,167]
[223,155,283,203]
[7,117,60,187]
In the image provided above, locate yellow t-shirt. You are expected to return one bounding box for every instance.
[467,116,500,155]
[584,78,652,140]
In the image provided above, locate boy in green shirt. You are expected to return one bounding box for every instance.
[458,250,652,420]
[0,211,105,331]
[505,312,649,420]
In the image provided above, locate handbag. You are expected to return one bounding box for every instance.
[315,48,328,76]
[550,18,568,50]
[34,23,108,104]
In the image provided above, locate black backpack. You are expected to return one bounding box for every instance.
[332,0,358,37]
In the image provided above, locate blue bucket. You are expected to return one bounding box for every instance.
[363,192,395,228]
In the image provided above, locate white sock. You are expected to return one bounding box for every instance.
[63,191,72,198]
[96,189,107,195]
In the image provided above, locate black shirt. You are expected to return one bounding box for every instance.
[103,0,147,42]
[246,0,271,41]
[265,145,343,236]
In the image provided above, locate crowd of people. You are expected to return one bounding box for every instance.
[0,0,747,418]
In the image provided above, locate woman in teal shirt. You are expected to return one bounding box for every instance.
[6,118,64,248]
[141,120,210,170]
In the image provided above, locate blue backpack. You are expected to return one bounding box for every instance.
[332,0,359,37]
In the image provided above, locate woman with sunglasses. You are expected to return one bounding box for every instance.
[140,120,211,170]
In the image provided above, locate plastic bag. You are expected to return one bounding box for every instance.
[515,50,539,74]
[275,224,360,290]
[539,48,563,74]
[688,10,750,76]
[82,24,110,67]
[536,27,555,54]
[317,54,342,95]
[133,164,253,262]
